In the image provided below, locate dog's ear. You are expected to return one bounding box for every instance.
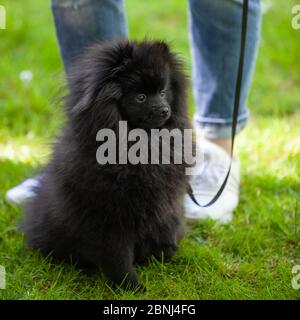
[71,92,93,115]
[67,40,132,126]
[153,41,170,53]
[93,81,122,128]
[72,81,121,112]
[71,81,122,128]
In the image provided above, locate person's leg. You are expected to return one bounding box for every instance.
[189,0,261,147]
[185,0,261,222]
[52,0,128,72]
[6,0,128,206]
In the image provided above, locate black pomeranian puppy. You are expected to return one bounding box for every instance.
[21,39,193,289]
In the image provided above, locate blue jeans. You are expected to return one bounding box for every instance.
[51,0,261,139]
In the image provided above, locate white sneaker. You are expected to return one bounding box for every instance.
[5,176,41,206]
[184,138,240,224]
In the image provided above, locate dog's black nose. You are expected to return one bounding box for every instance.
[160,107,169,117]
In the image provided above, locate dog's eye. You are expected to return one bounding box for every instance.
[136,94,147,103]
[160,89,167,97]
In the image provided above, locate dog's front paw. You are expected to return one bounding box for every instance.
[155,243,178,262]
[113,271,146,292]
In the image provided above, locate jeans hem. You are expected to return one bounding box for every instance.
[52,0,100,8]
[195,109,249,126]
[194,112,249,139]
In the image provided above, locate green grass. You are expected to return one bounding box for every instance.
[0,0,299,300]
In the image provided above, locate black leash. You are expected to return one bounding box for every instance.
[188,0,249,208]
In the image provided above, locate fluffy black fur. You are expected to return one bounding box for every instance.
[21,39,192,289]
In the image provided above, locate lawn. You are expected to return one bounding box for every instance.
[0,0,299,300]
